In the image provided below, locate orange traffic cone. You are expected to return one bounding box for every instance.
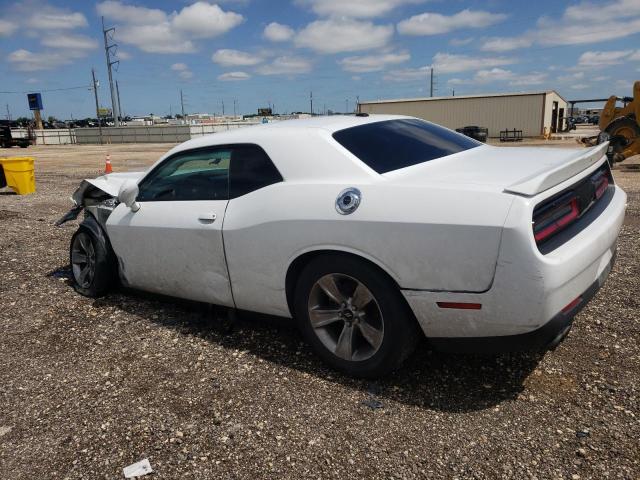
[104,153,113,174]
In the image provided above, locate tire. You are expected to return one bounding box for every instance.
[69,226,116,297]
[605,115,639,156]
[294,254,419,378]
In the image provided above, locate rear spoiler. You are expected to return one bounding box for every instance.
[504,142,609,196]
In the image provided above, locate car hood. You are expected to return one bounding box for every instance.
[75,171,146,200]
[384,143,609,196]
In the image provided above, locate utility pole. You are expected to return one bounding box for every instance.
[430,67,434,98]
[356,95,360,114]
[233,99,237,118]
[221,99,225,115]
[91,68,103,145]
[345,99,348,114]
[5,104,10,121]
[310,91,313,115]
[452,89,455,97]
[180,89,185,123]
[116,79,123,121]
[102,16,120,126]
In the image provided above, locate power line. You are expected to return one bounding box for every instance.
[0,85,92,94]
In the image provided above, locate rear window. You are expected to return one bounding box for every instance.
[332,118,481,174]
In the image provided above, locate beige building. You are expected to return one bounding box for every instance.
[358,91,568,138]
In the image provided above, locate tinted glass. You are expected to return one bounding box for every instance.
[332,119,481,174]
[137,148,230,201]
[229,145,283,198]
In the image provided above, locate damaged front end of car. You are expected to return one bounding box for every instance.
[55,172,144,229]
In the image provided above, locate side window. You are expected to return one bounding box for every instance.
[137,148,231,202]
[229,145,283,198]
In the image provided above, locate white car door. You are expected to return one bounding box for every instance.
[106,146,234,306]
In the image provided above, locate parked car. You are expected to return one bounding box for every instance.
[57,115,626,377]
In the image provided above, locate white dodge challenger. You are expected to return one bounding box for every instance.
[58,115,626,377]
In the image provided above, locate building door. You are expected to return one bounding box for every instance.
[551,101,558,133]
[558,107,565,132]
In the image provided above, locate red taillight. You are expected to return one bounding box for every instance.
[594,175,609,199]
[533,197,580,244]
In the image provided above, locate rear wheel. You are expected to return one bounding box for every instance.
[294,254,419,378]
[70,228,116,297]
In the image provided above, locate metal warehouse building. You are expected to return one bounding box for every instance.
[358,91,568,138]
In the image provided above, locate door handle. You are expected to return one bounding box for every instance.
[198,213,217,223]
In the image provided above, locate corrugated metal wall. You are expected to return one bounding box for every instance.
[359,94,546,137]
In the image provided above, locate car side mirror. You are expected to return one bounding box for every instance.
[118,180,141,212]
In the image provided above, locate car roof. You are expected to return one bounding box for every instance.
[173,114,410,150]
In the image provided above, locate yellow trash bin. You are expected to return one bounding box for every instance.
[0,157,36,195]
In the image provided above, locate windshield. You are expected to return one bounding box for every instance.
[332,118,481,174]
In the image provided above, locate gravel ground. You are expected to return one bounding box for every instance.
[1,143,639,479]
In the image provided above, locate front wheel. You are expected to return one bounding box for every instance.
[69,227,116,297]
[294,254,419,378]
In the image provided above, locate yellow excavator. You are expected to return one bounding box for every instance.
[597,80,640,163]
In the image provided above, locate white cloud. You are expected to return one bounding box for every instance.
[96,1,166,24]
[432,52,514,74]
[218,71,251,81]
[626,50,640,61]
[212,49,263,67]
[27,9,88,30]
[0,19,17,36]
[397,9,507,36]
[383,52,515,82]
[473,1,640,53]
[41,33,98,51]
[449,37,474,46]
[97,1,243,54]
[558,71,585,82]
[295,18,393,54]
[448,69,548,87]
[473,68,517,83]
[564,0,640,22]
[171,63,188,71]
[481,36,533,52]
[117,50,133,60]
[26,77,39,84]
[571,83,590,90]
[263,22,294,42]
[578,50,634,67]
[339,51,410,72]
[256,56,312,75]
[172,2,244,38]
[296,0,424,18]
[537,16,640,46]
[118,24,196,54]
[171,63,193,79]
[383,66,429,82]
[508,73,548,86]
[7,48,83,71]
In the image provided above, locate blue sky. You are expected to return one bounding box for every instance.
[1,0,639,119]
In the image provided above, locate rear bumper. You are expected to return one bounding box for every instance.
[427,251,615,353]
[401,184,626,352]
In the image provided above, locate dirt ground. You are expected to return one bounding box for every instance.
[1,140,639,479]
